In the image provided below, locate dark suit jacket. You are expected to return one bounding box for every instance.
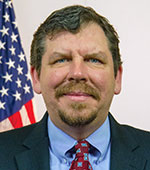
[0,112,150,170]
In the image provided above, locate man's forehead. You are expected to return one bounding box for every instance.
[44,24,110,58]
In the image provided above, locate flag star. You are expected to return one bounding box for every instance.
[23,84,30,94]
[12,20,18,29]
[6,58,15,69]
[13,91,21,101]
[11,32,18,42]
[16,78,22,88]
[0,40,6,50]
[18,51,25,62]
[3,12,10,22]
[2,72,13,83]
[17,64,23,75]
[0,26,9,36]
[5,0,12,8]
[9,45,16,55]
[0,56,2,64]
[0,86,9,97]
[0,101,5,110]
[26,72,31,81]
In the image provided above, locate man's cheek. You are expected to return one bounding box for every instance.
[50,70,68,87]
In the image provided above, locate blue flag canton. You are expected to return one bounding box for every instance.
[0,0,34,121]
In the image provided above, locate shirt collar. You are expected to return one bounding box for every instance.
[47,115,110,162]
[47,117,76,161]
[86,116,111,160]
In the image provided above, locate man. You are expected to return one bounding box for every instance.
[0,5,150,170]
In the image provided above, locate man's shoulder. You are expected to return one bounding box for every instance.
[109,113,150,149]
[0,113,48,146]
[109,114,150,170]
[0,122,37,145]
[121,123,150,144]
[0,122,38,169]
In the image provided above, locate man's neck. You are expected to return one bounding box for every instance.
[50,114,107,140]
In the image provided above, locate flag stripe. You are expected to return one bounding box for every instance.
[25,100,36,124]
[0,118,13,132]
[19,105,30,126]
[8,111,23,128]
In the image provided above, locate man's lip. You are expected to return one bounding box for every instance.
[64,92,91,97]
[63,92,92,101]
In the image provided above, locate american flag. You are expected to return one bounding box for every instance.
[0,0,36,132]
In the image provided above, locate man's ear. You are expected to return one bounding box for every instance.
[114,65,123,95]
[30,66,41,94]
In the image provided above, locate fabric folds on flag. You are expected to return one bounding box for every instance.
[0,0,36,132]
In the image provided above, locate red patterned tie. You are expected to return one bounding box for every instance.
[69,140,93,170]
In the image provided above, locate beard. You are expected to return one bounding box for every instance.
[58,102,99,127]
[54,81,101,127]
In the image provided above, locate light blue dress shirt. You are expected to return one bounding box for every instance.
[47,116,111,170]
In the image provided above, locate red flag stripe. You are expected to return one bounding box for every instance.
[25,100,36,124]
[8,111,23,129]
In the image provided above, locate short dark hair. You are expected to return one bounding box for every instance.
[30,5,122,76]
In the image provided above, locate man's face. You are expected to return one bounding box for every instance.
[31,23,122,131]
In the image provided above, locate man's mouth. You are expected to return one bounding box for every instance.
[63,92,93,101]
[65,92,91,96]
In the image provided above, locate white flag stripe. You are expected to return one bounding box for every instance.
[20,106,30,126]
[0,118,13,132]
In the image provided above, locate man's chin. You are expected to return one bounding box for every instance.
[58,109,98,127]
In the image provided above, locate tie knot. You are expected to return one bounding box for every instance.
[75,140,90,157]
[69,140,92,170]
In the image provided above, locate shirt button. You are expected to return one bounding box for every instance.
[63,158,67,164]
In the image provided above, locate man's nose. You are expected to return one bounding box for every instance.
[67,58,88,82]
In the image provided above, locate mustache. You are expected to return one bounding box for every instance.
[55,82,100,101]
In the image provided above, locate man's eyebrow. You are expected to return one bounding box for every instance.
[84,51,108,59]
[51,52,69,57]
[49,52,71,59]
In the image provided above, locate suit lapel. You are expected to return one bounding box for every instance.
[109,113,147,170]
[15,113,50,170]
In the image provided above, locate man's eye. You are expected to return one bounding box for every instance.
[86,58,101,63]
[55,58,69,63]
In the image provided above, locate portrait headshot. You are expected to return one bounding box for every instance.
[0,0,150,170]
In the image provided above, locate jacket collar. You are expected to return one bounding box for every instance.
[109,113,147,170]
[15,112,50,170]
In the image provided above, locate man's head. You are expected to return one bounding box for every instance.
[30,5,122,77]
[30,5,122,139]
